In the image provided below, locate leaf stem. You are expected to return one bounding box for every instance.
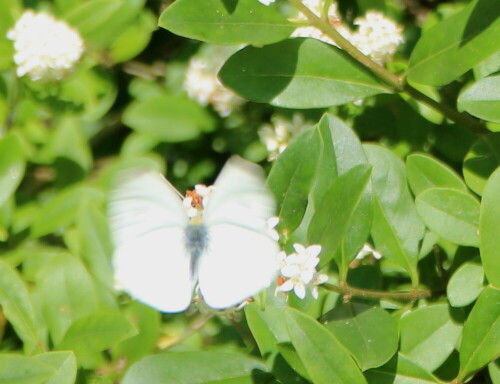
[287,0,487,135]
[158,313,214,350]
[322,283,432,302]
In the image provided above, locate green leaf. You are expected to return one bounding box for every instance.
[0,132,26,206]
[463,132,500,196]
[219,38,389,109]
[112,302,160,364]
[0,260,42,353]
[285,308,367,384]
[64,0,143,47]
[31,186,104,238]
[458,75,500,123]
[480,167,500,286]
[77,202,114,289]
[364,353,442,383]
[322,303,399,371]
[57,312,137,368]
[415,188,480,246]
[0,354,54,384]
[32,352,77,384]
[407,0,500,85]
[37,253,99,345]
[458,286,500,381]
[276,343,310,381]
[447,262,485,307]
[399,304,463,372]
[365,145,424,283]
[406,153,467,196]
[158,0,294,45]
[308,164,373,275]
[122,351,269,384]
[123,94,215,142]
[267,127,320,233]
[489,361,500,384]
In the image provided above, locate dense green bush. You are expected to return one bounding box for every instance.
[0,0,498,383]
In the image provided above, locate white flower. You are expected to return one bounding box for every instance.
[355,243,382,260]
[258,113,311,161]
[350,11,404,64]
[257,0,275,5]
[184,46,245,117]
[7,10,84,81]
[277,244,328,299]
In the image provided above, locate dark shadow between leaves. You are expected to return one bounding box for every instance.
[460,0,499,47]
[219,39,300,104]
[221,0,238,14]
[250,368,275,383]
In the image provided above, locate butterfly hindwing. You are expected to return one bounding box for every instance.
[108,169,193,313]
[199,157,279,309]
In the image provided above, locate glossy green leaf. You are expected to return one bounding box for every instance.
[308,164,373,274]
[285,308,367,384]
[0,354,54,384]
[459,286,500,381]
[400,304,463,372]
[0,260,42,352]
[447,262,485,307]
[458,75,500,123]
[480,167,500,286]
[277,343,310,381]
[245,301,289,357]
[77,202,114,289]
[322,303,398,370]
[364,353,442,383]
[37,253,99,345]
[489,361,500,384]
[267,127,320,233]
[122,351,269,384]
[123,94,215,142]
[33,352,77,384]
[0,132,26,206]
[416,188,480,246]
[57,312,137,368]
[112,302,160,364]
[158,0,294,45]
[473,51,500,80]
[31,186,104,238]
[463,132,500,195]
[407,0,500,85]
[406,153,467,196]
[365,145,424,283]
[219,38,389,109]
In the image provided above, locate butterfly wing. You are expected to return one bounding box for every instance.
[198,157,279,309]
[108,168,193,313]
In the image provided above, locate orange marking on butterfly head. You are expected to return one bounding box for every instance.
[185,189,203,208]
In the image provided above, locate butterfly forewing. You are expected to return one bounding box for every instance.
[199,157,279,309]
[108,169,193,313]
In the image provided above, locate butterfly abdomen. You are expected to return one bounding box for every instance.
[185,224,209,277]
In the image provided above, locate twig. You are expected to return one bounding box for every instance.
[322,283,432,302]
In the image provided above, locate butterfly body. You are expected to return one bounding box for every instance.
[108,157,279,313]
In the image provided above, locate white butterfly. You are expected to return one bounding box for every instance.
[108,157,279,313]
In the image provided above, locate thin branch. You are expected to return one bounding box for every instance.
[287,0,487,135]
[322,283,432,302]
[157,313,214,350]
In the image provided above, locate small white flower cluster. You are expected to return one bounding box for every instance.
[258,113,311,161]
[7,10,84,81]
[291,0,352,46]
[350,11,405,64]
[183,184,214,220]
[291,2,404,64]
[184,47,245,117]
[277,244,328,299]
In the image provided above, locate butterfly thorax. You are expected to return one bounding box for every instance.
[185,223,209,277]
